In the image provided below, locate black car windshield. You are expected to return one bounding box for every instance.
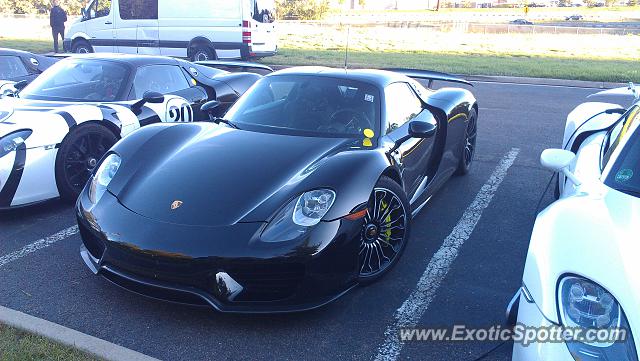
[225,75,380,138]
[604,106,640,197]
[21,59,130,102]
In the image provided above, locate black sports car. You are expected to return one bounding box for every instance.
[76,67,478,313]
[0,48,59,93]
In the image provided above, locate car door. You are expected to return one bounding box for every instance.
[115,0,159,54]
[84,0,116,52]
[384,82,438,200]
[130,64,200,124]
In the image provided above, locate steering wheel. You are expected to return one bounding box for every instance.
[327,108,372,133]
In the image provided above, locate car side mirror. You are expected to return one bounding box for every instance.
[390,120,437,153]
[132,91,164,113]
[13,80,28,92]
[540,149,582,186]
[409,121,437,138]
[201,100,221,120]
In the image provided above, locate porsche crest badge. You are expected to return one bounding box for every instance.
[171,200,183,210]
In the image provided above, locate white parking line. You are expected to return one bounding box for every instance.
[373,148,520,361]
[0,226,79,269]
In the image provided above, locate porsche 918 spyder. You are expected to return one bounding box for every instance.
[509,86,640,360]
[0,54,267,209]
[76,67,478,313]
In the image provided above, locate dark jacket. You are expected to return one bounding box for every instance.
[50,5,67,29]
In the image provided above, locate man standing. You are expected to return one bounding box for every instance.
[50,0,67,53]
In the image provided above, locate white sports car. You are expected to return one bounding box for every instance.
[509,84,640,360]
[0,54,265,209]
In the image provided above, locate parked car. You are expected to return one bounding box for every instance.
[508,87,640,360]
[510,19,534,25]
[565,14,584,21]
[0,54,268,209]
[76,67,478,313]
[0,48,59,93]
[64,0,277,61]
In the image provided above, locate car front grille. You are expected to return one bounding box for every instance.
[225,263,306,302]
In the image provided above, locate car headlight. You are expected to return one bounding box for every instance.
[0,129,32,158]
[261,189,336,242]
[89,153,121,204]
[559,276,638,361]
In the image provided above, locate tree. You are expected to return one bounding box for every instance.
[275,0,330,20]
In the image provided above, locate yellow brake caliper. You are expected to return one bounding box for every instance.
[380,200,392,244]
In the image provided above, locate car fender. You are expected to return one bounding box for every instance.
[241,147,396,223]
[522,189,640,336]
[70,32,91,45]
[563,101,623,151]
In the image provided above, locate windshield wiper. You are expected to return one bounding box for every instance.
[212,117,240,130]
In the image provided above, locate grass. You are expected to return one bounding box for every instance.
[0,38,51,54]
[0,323,99,361]
[1,37,637,83]
[266,47,639,83]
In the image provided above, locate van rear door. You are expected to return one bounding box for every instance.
[248,0,277,57]
[115,0,160,55]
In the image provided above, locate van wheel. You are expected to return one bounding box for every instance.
[191,45,216,62]
[72,40,93,54]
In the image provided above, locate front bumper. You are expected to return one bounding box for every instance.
[77,190,364,313]
[512,291,574,361]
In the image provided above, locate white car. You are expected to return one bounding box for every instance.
[509,84,640,360]
[0,54,264,209]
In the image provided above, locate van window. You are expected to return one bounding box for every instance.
[159,0,240,19]
[252,0,275,23]
[119,0,158,20]
[132,65,190,99]
[84,0,111,19]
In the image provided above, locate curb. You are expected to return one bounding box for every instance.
[265,65,626,89]
[0,306,160,361]
[465,74,626,89]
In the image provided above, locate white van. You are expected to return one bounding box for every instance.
[63,0,277,61]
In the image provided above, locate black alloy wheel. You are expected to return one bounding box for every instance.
[358,176,410,283]
[55,124,118,201]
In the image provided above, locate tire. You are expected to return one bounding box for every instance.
[455,108,478,176]
[357,176,411,284]
[191,45,216,62]
[55,124,118,202]
[72,39,93,54]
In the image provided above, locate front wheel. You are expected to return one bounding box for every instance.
[455,108,478,176]
[55,124,118,201]
[358,176,411,284]
[72,39,93,54]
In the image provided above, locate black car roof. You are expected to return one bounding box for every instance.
[0,48,38,57]
[59,53,180,67]
[267,67,411,88]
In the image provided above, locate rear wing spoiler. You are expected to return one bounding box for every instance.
[383,68,473,88]
[195,60,273,74]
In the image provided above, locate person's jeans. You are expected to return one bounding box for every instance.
[52,27,64,53]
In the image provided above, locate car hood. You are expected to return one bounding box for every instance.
[522,182,640,325]
[109,124,364,227]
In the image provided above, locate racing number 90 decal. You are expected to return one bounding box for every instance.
[166,98,194,123]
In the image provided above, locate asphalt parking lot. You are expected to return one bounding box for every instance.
[0,80,599,361]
